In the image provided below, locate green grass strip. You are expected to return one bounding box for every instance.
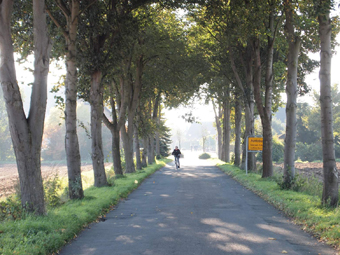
[0,159,170,255]
[213,159,340,249]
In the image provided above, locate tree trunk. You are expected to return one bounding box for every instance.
[222,90,230,162]
[318,8,339,207]
[155,104,161,158]
[212,100,223,160]
[0,0,51,214]
[229,45,255,171]
[283,0,301,186]
[121,121,136,173]
[121,55,143,173]
[90,70,107,186]
[150,134,155,161]
[147,135,155,164]
[112,126,123,175]
[234,94,242,166]
[142,137,148,167]
[103,113,124,176]
[253,32,274,178]
[64,1,83,199]
[151,93,161,160]
[134,122,142,170]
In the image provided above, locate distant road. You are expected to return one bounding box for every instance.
[59,153,336,255]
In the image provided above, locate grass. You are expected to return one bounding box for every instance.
[212,159,340,249]
[0,158,170,255]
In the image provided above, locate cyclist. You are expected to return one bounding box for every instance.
[172,146,181,168]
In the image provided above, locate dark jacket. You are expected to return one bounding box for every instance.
[172,149,181,157]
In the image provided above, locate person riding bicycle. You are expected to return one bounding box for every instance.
[172,146,181,168]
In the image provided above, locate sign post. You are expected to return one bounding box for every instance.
[245,136,263,174]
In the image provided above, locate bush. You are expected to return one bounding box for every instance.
[106,169,116,187]
[272,136,284,162]
[295,142,322,162]
[0,197,23,221]
[276,173,322,196]
[199,153,211,159]
[44,174,63,208]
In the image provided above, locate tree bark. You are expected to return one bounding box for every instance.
[283,0,301,186]
[103,114,123,176]
[222,89,230,162]
[64,1,83,199]
[318,7,339,206]
[151,93,161,161]
[253,33,274,178]
[212,100,223,160]
[90,70,107,186]
[121,121,135,173]
[121,55,143,173]
[134,122,142,170]
[102,78,129,176]
[155,105,161,158]
[142,137,148,167]
[0,0,51,214]
[148,135,155,164]
[234,94,242,166]
[229,45,255,171]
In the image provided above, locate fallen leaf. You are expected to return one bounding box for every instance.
[135,180,138,184]
[268,237,276,240]
[191,212,193,214]
[153,181,155,183]
[282,250,288,254]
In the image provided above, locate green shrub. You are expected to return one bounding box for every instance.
[106,169,116,187]
[44,174,63,208]
[0,197,23,221]
[295,142,322,162]
[199,153,211,159]
[277,173,306,192]
[272,136,284,162]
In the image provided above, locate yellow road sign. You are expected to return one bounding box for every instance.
[248,137,263,151]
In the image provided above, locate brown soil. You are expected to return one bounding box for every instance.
[0,161,336,198]
[0,163,112,198]
[274,162,340,183]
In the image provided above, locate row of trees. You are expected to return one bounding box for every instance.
[187,0,339,207]
[0,1,203,214]
[1,0,339,215]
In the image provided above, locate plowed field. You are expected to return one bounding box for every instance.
[0,163,112,198]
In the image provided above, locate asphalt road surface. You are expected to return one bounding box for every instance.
[59,152,337,255]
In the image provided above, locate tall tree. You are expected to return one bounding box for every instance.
[46,0,84,199]
[0,0,51,214]
[283,0,301,186]
[318,0,338,207]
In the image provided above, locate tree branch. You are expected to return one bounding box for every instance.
[45,7,68,39]
[56,0,71,18]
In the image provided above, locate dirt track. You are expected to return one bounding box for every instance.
[0,163,112,198]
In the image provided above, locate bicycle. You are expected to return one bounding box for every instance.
[174,155,180,169]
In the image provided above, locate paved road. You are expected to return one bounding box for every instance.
[60,154,337,255]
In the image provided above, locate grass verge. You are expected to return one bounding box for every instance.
[0,159,170,255]
[213,159,340,250]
